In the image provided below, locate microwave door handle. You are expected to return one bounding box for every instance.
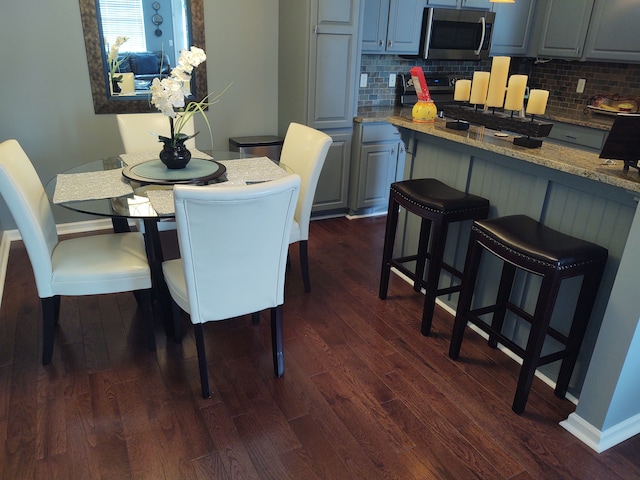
[475,17,486,56]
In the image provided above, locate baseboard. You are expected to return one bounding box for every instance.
[345,211,387,220]
[560,412,640,453]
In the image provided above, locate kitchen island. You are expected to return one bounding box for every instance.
[387,114,640,452]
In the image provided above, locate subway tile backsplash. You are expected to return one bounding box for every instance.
[359,54,640,117]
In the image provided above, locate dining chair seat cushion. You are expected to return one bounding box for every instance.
[51,232,151,296]
[161,258,189,313]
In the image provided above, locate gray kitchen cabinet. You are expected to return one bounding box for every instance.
[314,129,353,212]
[583,0,640,63]
[546,121,608,153]
[350,121,405,214]
[426,0,491,9]
[362,0,424,55]
[535,0,594,59]
[490,0,537,56]
[279,0,363,213]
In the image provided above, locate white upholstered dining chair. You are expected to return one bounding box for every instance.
[161,174,300,398]
[0,139,156,364]
[116,112,197,152]
[279,122,332,292]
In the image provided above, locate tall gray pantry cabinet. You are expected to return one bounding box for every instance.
[279,0,363,214]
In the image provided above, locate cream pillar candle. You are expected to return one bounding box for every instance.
[469,71,490,105]
[454,79,471,102]
[504,74,528,111]
[526,89,549,115]
[485,56,511,108]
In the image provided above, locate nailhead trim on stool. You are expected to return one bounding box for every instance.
[379,178,490,336]
[448,214,608,414]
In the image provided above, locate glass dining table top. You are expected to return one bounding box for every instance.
[45,151,282,220]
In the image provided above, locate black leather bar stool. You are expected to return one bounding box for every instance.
[379,178,490,335]
[448,214,608,414]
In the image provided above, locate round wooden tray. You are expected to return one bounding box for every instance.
[122,159,226,185]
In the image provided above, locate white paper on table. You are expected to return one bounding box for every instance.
[53,169,133,203]
[218,157,289,183]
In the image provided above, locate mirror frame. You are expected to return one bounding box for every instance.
[79,0,207,114]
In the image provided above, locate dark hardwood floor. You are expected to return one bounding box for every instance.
[1,215,639,479]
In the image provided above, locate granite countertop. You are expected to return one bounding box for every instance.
[386,114,640,194]
[356,105,615,131]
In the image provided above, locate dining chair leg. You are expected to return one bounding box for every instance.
[170,299,183,342]
[299,240,311,293]
[53,295,61,327]
[41,296,60,365]
[194,323,211,398]
[140,288,156,351]
[271,305,284,377]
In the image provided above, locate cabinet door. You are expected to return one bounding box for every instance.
[362,0,389,53]
[385,0,424,55]
[536,0,594,59]
[583,0,640,63]
[309,0,361,130]
[426,0,458,7]
[313,129,352,212]
[490,0,536,56]
[426,0,491,7]
[354,143,398,209]
[461,0,492,9]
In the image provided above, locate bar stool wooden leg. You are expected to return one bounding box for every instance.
[512,274,560,413]
[414,218,432,293]
[379,196,399,300]
[488,262,517,348]
[449,235,484,359]
[554,263,606,398]
[421,220,447,336]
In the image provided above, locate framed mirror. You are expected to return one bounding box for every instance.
[79,0,207,114]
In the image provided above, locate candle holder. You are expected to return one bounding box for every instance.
[442,105,553,148]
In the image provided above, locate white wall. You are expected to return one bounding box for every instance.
[0,0,279,228]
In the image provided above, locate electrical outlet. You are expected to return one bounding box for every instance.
[576,78,586,93]
[389,73,396,88]
[360,73,368,88]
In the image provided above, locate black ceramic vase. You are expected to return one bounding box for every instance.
[159,140,192,169]
[111,78,121,94]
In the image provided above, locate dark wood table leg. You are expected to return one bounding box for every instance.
[142,219,175,340]
[111,217,131,233]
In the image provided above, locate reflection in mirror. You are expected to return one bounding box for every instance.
[79,0,207,114]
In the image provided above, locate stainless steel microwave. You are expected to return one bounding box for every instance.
[421,8,496,61]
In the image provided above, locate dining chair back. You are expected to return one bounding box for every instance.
[0,139,155,364]
[278,122,332,292]
[116,112,197,153]
[117,112,195,233]
[161,174,301,398]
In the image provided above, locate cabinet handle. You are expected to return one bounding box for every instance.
[391,148,395,154]
[565,135,577,140]
[378,40,383,47]
[387,40,392,48]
